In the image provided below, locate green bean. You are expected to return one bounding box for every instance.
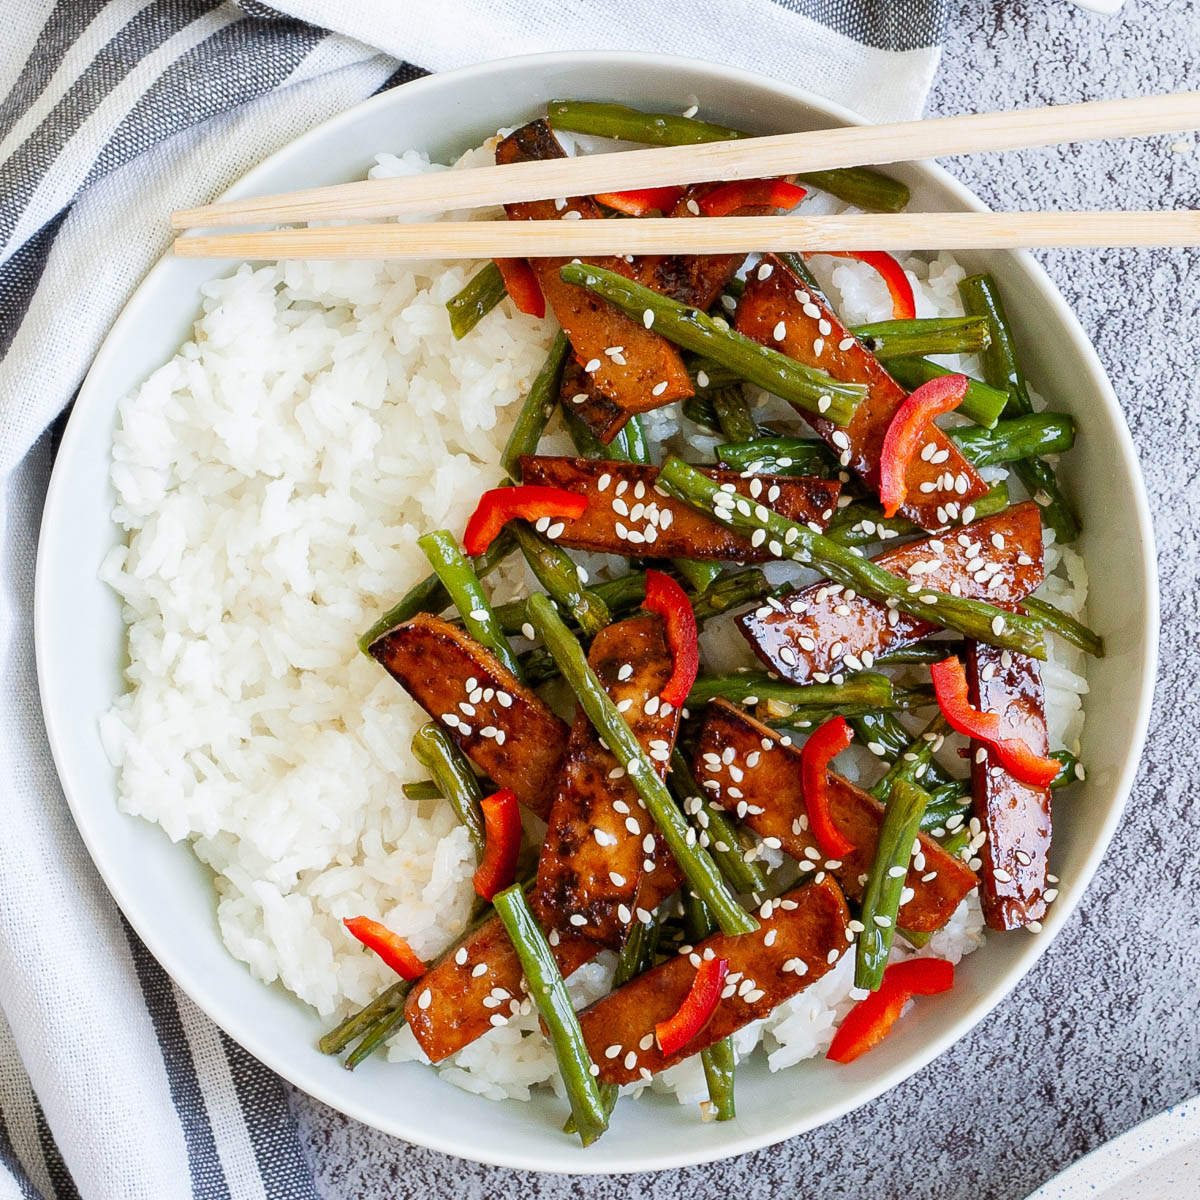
[900,928,932,949]
[855,780,930,990]
[711,386,759,442]
[401,780,442,801]
[492,884,609,1145]
[854,317,992,361]
[503,332,570,478]
[1051,748,1086,788]
[357,530,515,653]
[527,593,757,936]
[319,980,408,1056]
[560,264,866,425]
[940,826,971,859]
[623,412,651,463]
[885,358,1011,430]
[716,436,841,477]
[545,100,909,212]
[673,558,723,595]
[869,714,952,801]
[948,413,1077,468]
[682,892,736,1120]
[418,530,524,680]
[657,456,1047,658]
[852,710,919,761]
[510,520,610,637]
[691,568,771,622]
[344,1003,409,1071]
[876,641,964,666]
[826,482,1009,548]
[669,749,768,897]
[959,274,1080,542]
[778,251,828,296]
[920,782,970,834]
[446,261,507,339]
[1021,596,1104,657]
[686,670,895,709]
[411,723,486,857]
[769,686,934,731]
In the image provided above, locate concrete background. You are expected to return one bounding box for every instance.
[288,1,1200,1195]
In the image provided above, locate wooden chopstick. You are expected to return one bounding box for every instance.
[173,211,1200,260]
[171,91,1200,229]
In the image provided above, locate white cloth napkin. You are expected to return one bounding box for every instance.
[0,2,946,1195]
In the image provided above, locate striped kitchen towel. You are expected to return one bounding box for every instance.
[0,2,947,1197]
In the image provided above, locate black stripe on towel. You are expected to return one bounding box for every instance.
[0,0,112,143]
[769,0,946,50]
[86,12,326,183]
[220,1033,319,1200]
[120,921,233,1200]
[32,1099,79,1200]
[0,1106,44,1200]
[0,0,224,250]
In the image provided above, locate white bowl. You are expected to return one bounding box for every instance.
[34,51,1157,1174]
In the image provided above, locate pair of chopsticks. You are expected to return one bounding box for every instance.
[172,91,1200,259]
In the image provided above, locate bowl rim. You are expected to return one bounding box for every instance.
[34,48,1159,1174]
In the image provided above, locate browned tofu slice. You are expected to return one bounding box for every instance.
[368,614,567,819]
[967,636,1053,930]
[692,699,978,933]
[519,454,841,560]
[739,502,1045,683]
[734,254,988,531]
[496,122,693,432]
[533,614,681,947]
[578,876,850,1084]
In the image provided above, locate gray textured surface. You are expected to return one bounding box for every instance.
[288,1,1200,1195]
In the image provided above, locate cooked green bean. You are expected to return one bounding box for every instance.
[770,687,934,731]
[503,332,570,478]
[959,273,1080,542]
[1051,749,1086,788]
[856,780,930,990]
[682,891,736,1120]
[690,568,771,621]
[885,358,1010,430]
[545,100,909,212]
[510,520,610,636]
[686,670,896,709]
[673,558,723,595]
[854,316,991,362]
[492,884,609,1145]
[869,714,952,801]
[418,530,524,680]
[657,456,1048,658]
[527,594,757,936]
[411,723,486,857]
[716,436,841,477]
[876,641,964,666]
[669,749,768,897]
[825,482,1009,548]
[948,413,1076,468]
[711,386,759,442]
[1022,595,1104,657]
[318,980,408,1056]
[358,530,515,653]
[344,1003,408,1071]
[560,264,866,426]
[446,261,507,339]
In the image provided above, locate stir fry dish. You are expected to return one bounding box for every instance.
[322,103,1102,1144]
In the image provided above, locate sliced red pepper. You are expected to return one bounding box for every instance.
[594,186,685,216]
[931,657,1062,788]
[493,257,545,318]
[655,955,729,1056]
[462,485,588,556]
[807,250,916,320]
[343,916,427,980]
[473,787,522,900]
[799,716,856,859]
[827,957,953,1063]
[699,179,807,218]
[879,373,969,517]
[641,568,699,708]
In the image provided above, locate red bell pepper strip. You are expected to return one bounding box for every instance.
[493,257,545,319]
[930,657,1062,788]
[827,957,953,1063]
[641,568,699,708]
[808,250,916,320]
[473,787,522,900]
[343,916,427,980]
[878,373,969,517]
[655,956,730,1056]
[799,716,856,859]
[594,186,685,216]
[462,485,588,556]
[699,179,807,218]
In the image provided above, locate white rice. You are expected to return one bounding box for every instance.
[101,138,1088,1106]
